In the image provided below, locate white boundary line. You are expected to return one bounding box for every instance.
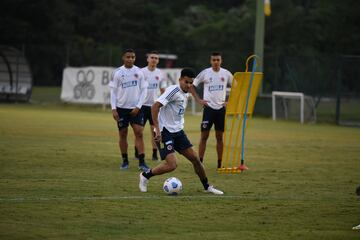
[0,178,100,183]
[0,195,243,202]
[0,195,313,203]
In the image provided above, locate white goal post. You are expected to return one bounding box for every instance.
[272,91,305,124]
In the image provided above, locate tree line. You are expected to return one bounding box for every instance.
[0,0,359,89]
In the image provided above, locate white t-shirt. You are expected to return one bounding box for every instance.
[109,65,148,109]
[156,85,188,133]
[141,67,166,107]
[193,67,233,110]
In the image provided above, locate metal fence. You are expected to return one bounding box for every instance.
[262,54,360,125]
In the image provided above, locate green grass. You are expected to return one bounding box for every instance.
[30,87,62,104]
[0,101,360,239]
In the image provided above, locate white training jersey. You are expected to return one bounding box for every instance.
[156,85,188,133]
[141,67,166,106]
[193,67,233,110]
[109,65,148,109]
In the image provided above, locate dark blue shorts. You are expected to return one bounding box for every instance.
[156,128,193,160]
[201,106,226,132]
[141,105,153,126]
[116,108,144,130]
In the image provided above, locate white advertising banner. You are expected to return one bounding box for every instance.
[61,67,113,104]
[61,67,182,104]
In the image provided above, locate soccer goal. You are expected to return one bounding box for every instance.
[272,91,316,124]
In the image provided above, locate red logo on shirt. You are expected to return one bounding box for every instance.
[134,74,138,78]
[155,76,159,80]
[221,77,225,82]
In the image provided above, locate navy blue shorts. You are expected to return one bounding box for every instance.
[116,108,144,130]
[156,128,193,160]
[201,106,226,132]
[141,105,153,126]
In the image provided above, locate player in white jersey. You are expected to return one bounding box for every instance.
[353,185,360,230]
[139,68,224,195]
[109,49,149,171]
[134,51,166,161]
[189,52,233,169]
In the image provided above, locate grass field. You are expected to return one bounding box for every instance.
[0,90,360,239]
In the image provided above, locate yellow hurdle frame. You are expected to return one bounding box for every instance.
[218,55,263,173]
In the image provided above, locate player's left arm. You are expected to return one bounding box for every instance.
[227,70,233,87]
[159,71,167,94]
[223,71,233,107]
[151,101,163,142]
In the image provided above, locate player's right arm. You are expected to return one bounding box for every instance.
[109,69,120,121]
[191,70,208,106]
[110,91,119,121]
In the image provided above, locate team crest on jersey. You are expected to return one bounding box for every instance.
[134,73,138,78]
[167,145,173,151]
[209,77,213,82]
[221,77,225,82]
[155,76,159,80]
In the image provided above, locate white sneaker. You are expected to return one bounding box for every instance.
[139,172,149,192]
[205,185,224,195]
[353,224,360,230]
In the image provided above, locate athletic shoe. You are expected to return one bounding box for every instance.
[205,185,224,195]
[120,162,129,170]
[139,172,149,192]
[138,162,150,171]
[353,224,360,230]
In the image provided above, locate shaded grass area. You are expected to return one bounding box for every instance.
[0,102,359,239]
[30,87,62,104]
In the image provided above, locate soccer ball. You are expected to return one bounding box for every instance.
[163,177,182,195]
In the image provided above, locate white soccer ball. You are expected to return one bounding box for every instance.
[163,177,182,195]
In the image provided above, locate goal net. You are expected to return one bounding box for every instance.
[272,91,316,123]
